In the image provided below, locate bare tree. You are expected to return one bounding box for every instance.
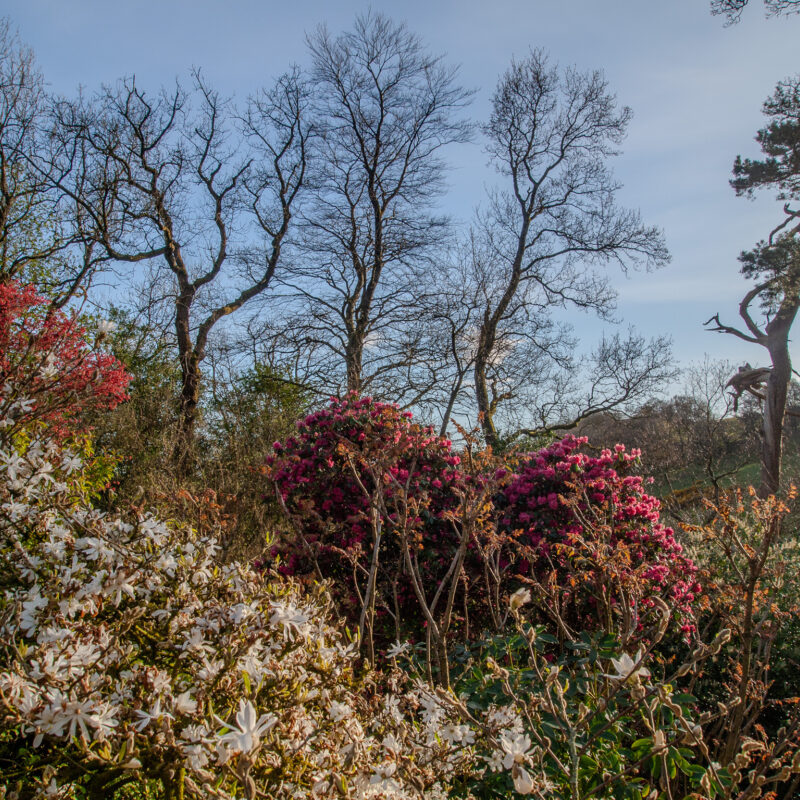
[415,230,672,443]
[518,331,676,438]
[49,69,311,466]
[706,76,800,496]
[420,236,502,436]
[710,0,800,22]
[0,19,77,289]
[435,232,574,439]
[0,19,111,307]
[274,13,472,401]
[471,51,670,449]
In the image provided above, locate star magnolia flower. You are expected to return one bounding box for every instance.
[509,587,531,612]
[215,699,277,755]
[97,320,117,336]
[500,731,533,769]
[60,453,83,474]
[486,749,505,772]
[512,764,536,794]
[382,733,402,755]
[604,650,651,684]
[269,601,311,640]
[33,693,108,745]
[133,698,174,732]
[172,690,198,715]
[20,591,47,636]
[328,700,351,722]
[386,640,411,658]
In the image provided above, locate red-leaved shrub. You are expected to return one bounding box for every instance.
[0,281,130,439]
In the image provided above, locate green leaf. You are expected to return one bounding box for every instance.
[684,763,706,783]
[568,640,591,651]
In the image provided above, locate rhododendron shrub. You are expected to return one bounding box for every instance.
[268,401,700,652]
[499,436,700,635]
[0,399,480,799]
[266,395,465,647]
[0,280,129,440]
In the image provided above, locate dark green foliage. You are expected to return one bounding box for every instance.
[92,308,182,502]
[732,77,800,200]
[204,363,312,558]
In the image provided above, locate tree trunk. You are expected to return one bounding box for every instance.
[474,351,499,450]
[759,301,798,497]
[439,372,464,437]
[345,336,363,394]
[760,350,789,497]
[175,294,200,473]
[177,355,201,472]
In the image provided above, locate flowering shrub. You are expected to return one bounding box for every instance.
[265,394,464,650]
[0,396,481,799]
[0,280,129,440]
[268,402,700,656]
[499,436,700,636]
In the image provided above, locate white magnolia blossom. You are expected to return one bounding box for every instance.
[215,699,277,755]
[0,390,488,799]
[269,599,312,640]
[386,640,411,659]
[512,763,536,794]
[500,731,534,769]
[96,319,117,336]
[509,587,532,612]
[603,650,651,684]
[328,700,352,723]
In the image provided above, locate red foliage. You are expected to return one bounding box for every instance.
[0,280,130,438]
[500,436,700,634]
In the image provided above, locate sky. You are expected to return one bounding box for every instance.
[6,0,800,382]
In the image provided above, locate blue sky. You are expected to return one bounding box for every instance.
[6,0,800,375]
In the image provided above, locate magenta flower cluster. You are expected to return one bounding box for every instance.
[267,398,700,636]
[500,436,700,632]
[265,395,462,618]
